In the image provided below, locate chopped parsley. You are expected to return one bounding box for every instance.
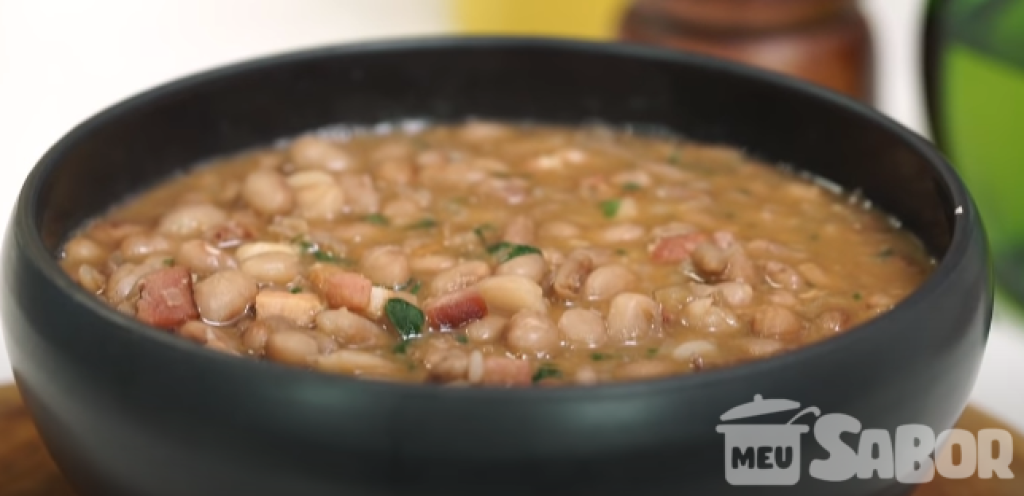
[876,247,894,259]
[473,223,496,245]
[615,248,627,256]
[455,335,468,344]
[486,242,543,263]
[292,237,351,265]
[385,298,425,340]
[622,182,642,192]
[853,292,863,301]
[408,279,422,295]
[646,348,660,358]
[599,199,621,219]
[289,287,302,294]
[363,213,389,226]
[591,352,615,361]
[162,258,175,267]
[407,218,438,230]
[392,340,410,355]
[532,364,562,383]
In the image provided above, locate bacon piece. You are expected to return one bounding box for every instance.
[481,356,532,386]
[424,288,488,329]
[136,266,199,329]
[309,265,372,312]
[650,232,710,264]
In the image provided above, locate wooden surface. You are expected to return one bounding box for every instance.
[1,385,1021,496]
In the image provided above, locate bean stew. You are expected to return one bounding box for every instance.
[60,121,935,386]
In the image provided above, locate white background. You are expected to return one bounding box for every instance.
[1,0,1020,430]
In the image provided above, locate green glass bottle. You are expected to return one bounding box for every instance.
[925,0,1024,304]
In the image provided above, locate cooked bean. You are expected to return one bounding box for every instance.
[682,297,741,333]
[76,265,106,294]
[253,290,324,327]
[715,281,754,307]
[764,261,805,290]
[316,308,391,346]
[193,270,258,324]
[411,254,457,274]
[766,290,799,307]
[582,264,637,301]
[467,349,485,384]
[476,275,547,315]
[505,309,561,357]
[337,173,381,215]
[287,171,346,220]
[313,350,407,380]
[606,293,662,342]
[691,242,728,277]
[424,348,470,382]
[557,308,607,347]
[614,360,676,380]
[597,224,645,243]
[374,160,415,185]
[741,338,787,357]
[752,305,805,339]
[87,221,146,245]
[265,330,320,366]
[502,215,535,245]
[242,170,294,215]
[465,315,508,343]
[289,135,357,171]
[176,240,236,275]
[575,365,599,385]
[797,263,833,288]
[106,262,160,304]
[480,356,532,386]
[459,120,511,141]
[430,261,491,296]
[360,245,410,288]
[671,339,718,361]
[816,309,850,332]
[240,319,274,353]
[235,242,300,261]
[64,236,107,264]
[552,251,594,299]
[158,204,228,237]
[179,321,242,355]
[495,253,546,283]
[240,252,301,285]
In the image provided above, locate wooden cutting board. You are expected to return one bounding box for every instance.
[2,384,1021,496]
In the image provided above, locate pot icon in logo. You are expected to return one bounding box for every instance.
[716,395,821,486]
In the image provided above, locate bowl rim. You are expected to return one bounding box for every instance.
[11,35,983,400]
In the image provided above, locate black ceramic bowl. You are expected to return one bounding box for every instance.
[2,38,992,496]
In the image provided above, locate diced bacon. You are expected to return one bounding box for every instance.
[480,356,532,386]
[309,264,372,312]
[650,232,710,264]
[424,288,488,329]
[136,267,199,329]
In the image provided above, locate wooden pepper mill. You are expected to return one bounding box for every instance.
[618,0,874,104]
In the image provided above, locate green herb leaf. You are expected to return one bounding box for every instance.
[615,248,627,256]
[599,199,621,219]
[409,280,422,295]
[363,214,389,226]
[313,251,350,265]
[622,182,642,192]
[455,335,468,344]
[853,292,863,301]
[473,223,496,245]
[646,348,659,358]
[532,364,562,383]
[289,287,302,294]
[591,352,614,361]
[392,340,410,355]
[162,258,175,267]
[487,242,543,263]
[876,247,894,259]
[385,298,425,339]
[407,218,438,230]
